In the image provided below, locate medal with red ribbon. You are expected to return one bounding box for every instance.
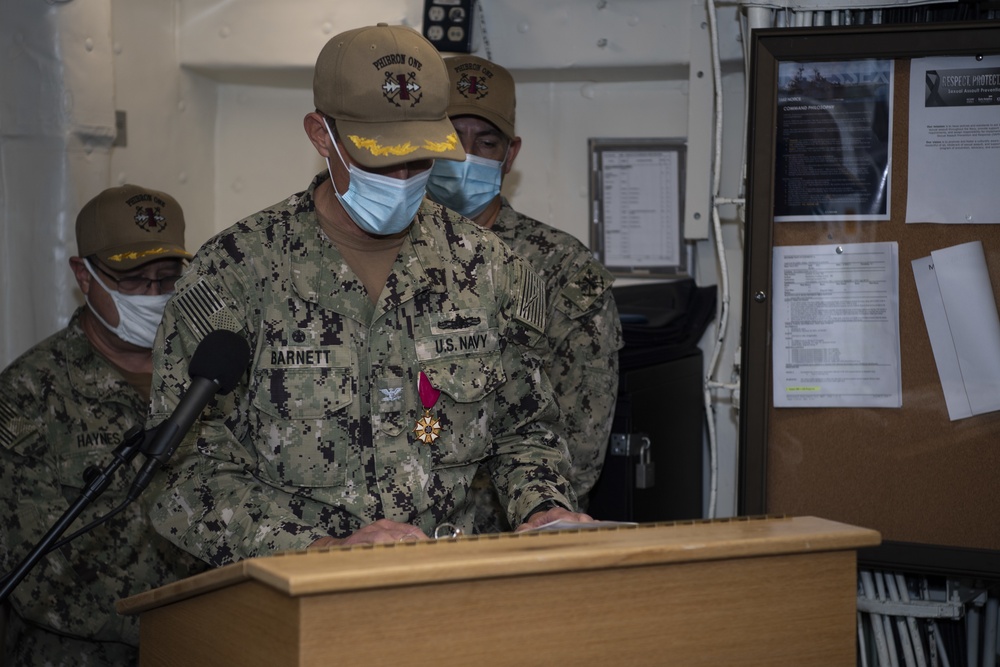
[413,371,442,444]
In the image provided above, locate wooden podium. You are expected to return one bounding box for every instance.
[118,516,879,666]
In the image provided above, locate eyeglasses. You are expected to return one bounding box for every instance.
[90,261,182,295]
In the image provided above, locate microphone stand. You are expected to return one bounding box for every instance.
[0,424,148,604]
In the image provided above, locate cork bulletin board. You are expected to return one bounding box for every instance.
[739,22,1000,577]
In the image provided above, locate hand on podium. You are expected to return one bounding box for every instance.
[309,519,430,548]
[517,505,595,532]
[306,506,597,548]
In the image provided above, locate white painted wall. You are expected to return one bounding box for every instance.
[108,0,218,249]
[0,0,748,517]
[1,0,116,367]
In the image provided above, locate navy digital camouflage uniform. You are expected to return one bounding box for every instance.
[0,309,206,667]
[146,174,574,567]
[470,199,622,532]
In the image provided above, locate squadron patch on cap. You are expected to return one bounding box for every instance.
[133,205,166,232]
[456,72,490,100]
[382,70,423,107]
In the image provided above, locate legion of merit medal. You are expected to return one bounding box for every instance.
[414,371,442,444]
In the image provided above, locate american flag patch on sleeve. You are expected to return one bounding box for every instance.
[174,278,242,339]
[0,400,32,448]
[514,260,546,333]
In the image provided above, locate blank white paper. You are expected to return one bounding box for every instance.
[912,240,1000,420]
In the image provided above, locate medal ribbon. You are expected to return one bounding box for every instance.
[418,371,441,411]
[414,372,443,444]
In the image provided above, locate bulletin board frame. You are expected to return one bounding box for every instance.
[739,22,1000,578]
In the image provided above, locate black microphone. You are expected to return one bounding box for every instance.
[127,329,251,503]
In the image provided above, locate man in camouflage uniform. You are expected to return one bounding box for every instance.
[0,185,206,666]
[146,24,591,567]
[426,55,623,532]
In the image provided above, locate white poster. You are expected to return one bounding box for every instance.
[772,242,901,408]
[912,241,1000,420]
[906,55,1000,224]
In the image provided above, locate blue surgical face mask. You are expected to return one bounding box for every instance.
[323,119,430,236]
[426,152,503,219]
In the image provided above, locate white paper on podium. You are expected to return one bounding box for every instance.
[524,519,638,532]
[912,240,1000,420]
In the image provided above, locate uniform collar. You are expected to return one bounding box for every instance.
[65,309,141,403]
[486,197,518,240]
[289,176,442,323]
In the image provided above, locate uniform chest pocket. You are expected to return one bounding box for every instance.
[419,351,506,403]
[57,446,126,494]
[250,365,353,488]
[418,347,506,467]
[415,323,505,404]
[252,366,353,419]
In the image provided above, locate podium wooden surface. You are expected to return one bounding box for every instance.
[119,515,880,666]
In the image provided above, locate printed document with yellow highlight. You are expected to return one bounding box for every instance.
[772,242,902,408]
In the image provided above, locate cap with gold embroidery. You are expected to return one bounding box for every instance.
[75,184,191,271]
[443,55,516,140]
[313,23,466,168]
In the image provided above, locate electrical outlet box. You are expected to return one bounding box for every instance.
[422,0,474,54]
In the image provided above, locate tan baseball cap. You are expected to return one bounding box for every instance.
[76,184,191,271]
[313,23,466,168]
[443,55,516,140]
